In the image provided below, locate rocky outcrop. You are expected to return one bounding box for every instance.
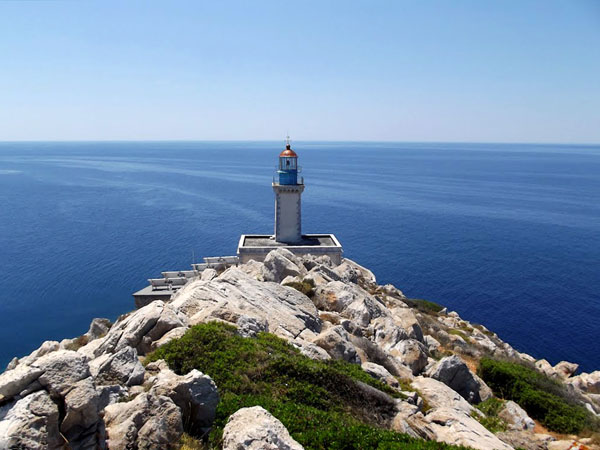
[311,325,361,364]
[103,392,183,450]
[171,267,321,341]
[426,355,492,403]
[313,281,387,327]
[411,376,475,416]
[147,360,219,433]
[569,370,600,394]
[424,407,513,450]
[0,390,63,450]
[497,431,554,450]
[60,377,101,448]
[94,301,188,357]
[222,406,304,450]
[553,361,578,379]
[361,362,400,389]
[86,318,112,341]
[3,250,598,450]
[0,363,44,399]
[388,339,429,375]
[261,248,307,283]
[89,346,145,387]
[34,350,91,397]
[498,400,535,431]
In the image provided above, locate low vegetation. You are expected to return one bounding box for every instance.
[402,298,445,315]
[149,322,469,450]
[472,397,507,433]
[478,357,599,434]
[283,278,316,298]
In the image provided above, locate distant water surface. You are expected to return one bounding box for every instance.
[0,141,599,372]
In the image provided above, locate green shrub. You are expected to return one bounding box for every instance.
[473,398,507,433]
[403,298,444,315]
[478,357,598,434]
[148,322,469,450]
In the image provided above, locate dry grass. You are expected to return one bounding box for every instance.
[178,432,206,450]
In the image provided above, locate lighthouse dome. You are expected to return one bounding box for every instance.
[279,148,297,157]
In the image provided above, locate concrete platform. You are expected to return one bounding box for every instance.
[132,285,180,309]
[237,233,343,265]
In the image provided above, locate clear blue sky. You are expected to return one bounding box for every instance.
[1,0,599,143]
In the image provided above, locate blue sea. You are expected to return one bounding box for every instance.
[0,141,599,372]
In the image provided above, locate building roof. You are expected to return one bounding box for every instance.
[279,145,298,157]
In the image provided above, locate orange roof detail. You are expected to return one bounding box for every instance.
[279,148,298,157]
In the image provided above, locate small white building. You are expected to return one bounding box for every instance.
[237,139,343,265]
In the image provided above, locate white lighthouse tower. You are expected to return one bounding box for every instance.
[237,138,342,264]
[273,137,304,243]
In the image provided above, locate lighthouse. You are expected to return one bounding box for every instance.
[273,137,304,243]
[237,138,343,265]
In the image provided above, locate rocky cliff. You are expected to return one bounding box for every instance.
[1,248,598,449]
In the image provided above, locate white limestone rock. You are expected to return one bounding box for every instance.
[553,361,579,379]
[85,318,112,341]
[313,281,387,327]
[569,370,600,394]
[470,329,497,353]
[389,306,424,342]
[388,339,429,375]
[423,335,441,352]
[96,384,128,410]
[103,392,183,450]
[261,248,307,283]
[172,267,321,341]
[152,326,189,350]
[425,407,514,450]
[309,263,341,282]
[0,363,44,400]
[497,430,555,450]
[281,275,303,286]
[361,362,399,388]
[535,359,558,378]
[332,261,363,284]
[548,440,588,450]
[518,352,537,364]
[77,336,104,360]
[391,401,421,438]
[336,258,377,284]
[293,338,331,361]
[94,300,188,357]
[373,316,410,350]
[498,400,535,431]
[236,315,269,338]
[90,346,145,387]
[33,350,90,397]
[301,253,333,270]
[60,377,101,447]
[147,360,219,431]
[18,341,62,368]
[237,259,264,280]
[222,406,304,450]
[312,325,361,364]
[426,355,493,403]
[0,390,64,450]
[201,268,218,281]
[411,376,475,416]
